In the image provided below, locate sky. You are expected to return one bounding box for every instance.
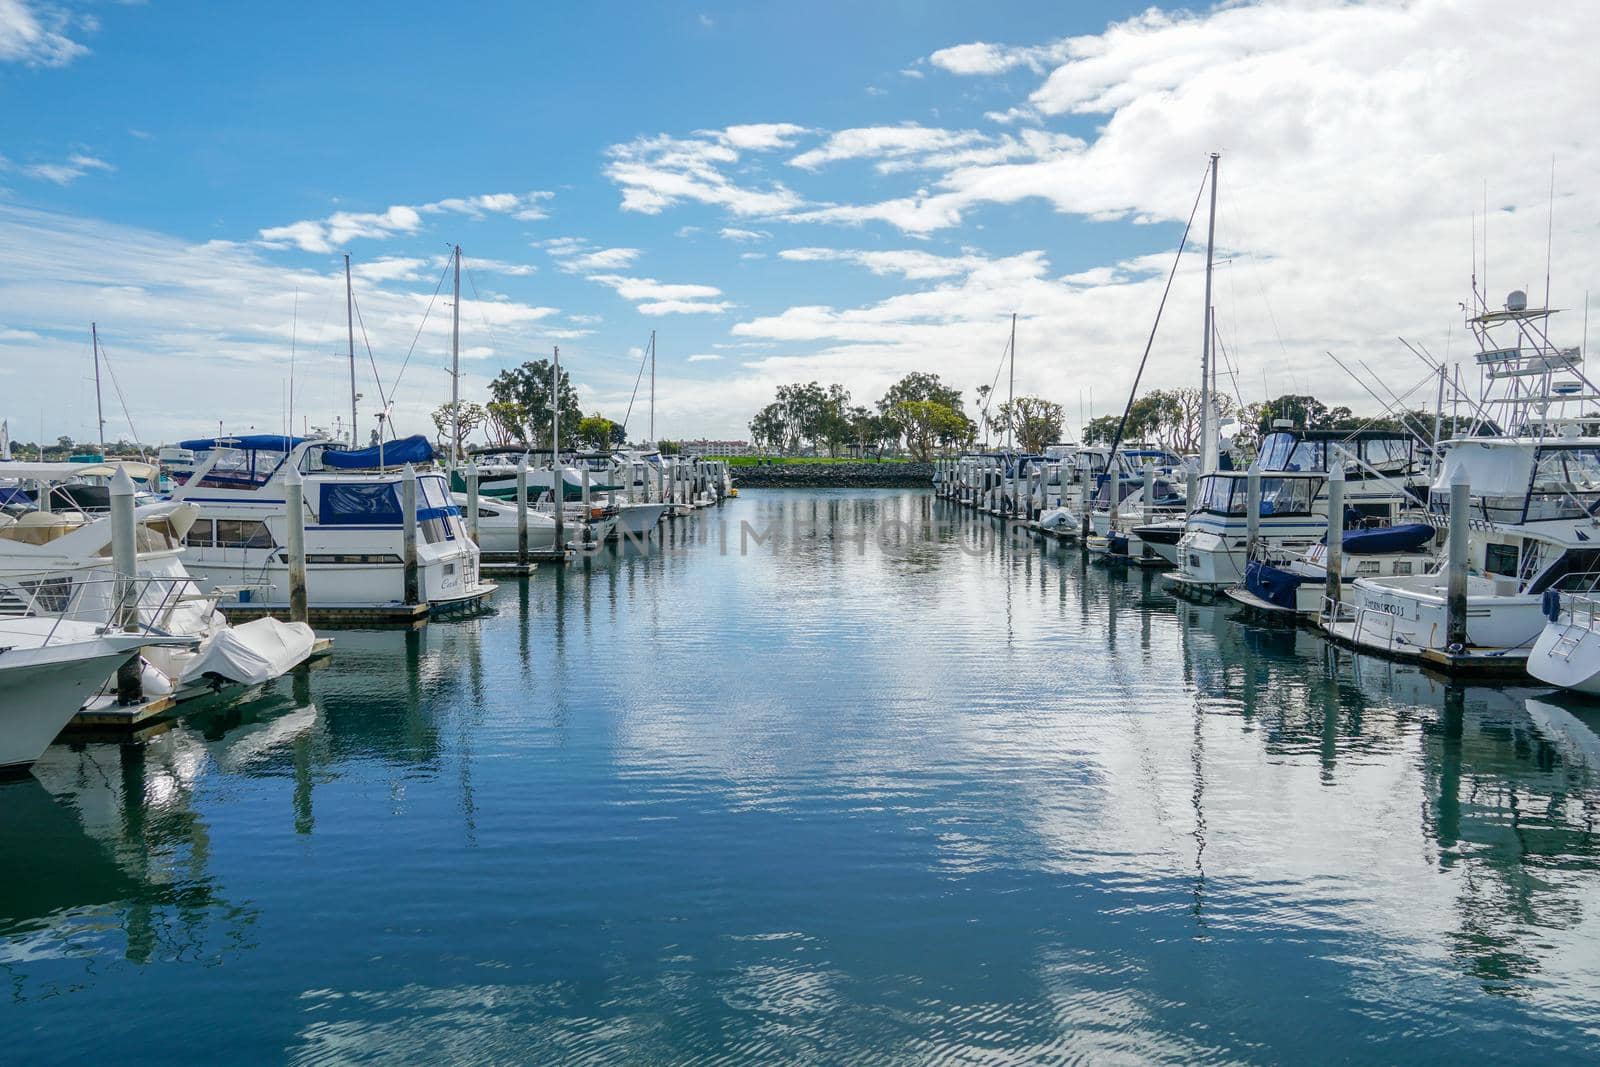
[0,0,1596,448]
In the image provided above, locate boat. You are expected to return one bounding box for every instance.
[167,434,492,612]
[1228,522,1437,619]
[0,613,199,774]
[1167,427,1424,599]
[1322,289,1596,666]
[1528,592,1600,694]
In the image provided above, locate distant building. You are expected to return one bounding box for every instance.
[676,438,754,457]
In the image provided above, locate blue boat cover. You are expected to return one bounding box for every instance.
[319,482,401,525]
[178,434,306,452]
[1340,522,1435,555]
[321,434,435,469]
[1245,559,1315,611]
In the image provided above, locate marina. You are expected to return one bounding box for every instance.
[5,489,1600,1061]
[4,0,1597,1059]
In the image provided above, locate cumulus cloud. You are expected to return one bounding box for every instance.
[687,353,722,362]
[778,247,994,280]
[259,191,553,253]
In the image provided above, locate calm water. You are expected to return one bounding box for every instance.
[5,489,1600,1063]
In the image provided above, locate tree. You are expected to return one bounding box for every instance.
[431,400,488,457]
[657,439,682,456]
[1251,394,1348,436]
[847,405,893,458]
[1082,414,1122,445]
[816,383,853,457]
[992,397,1065,453]
[878,372,968,452]
[487,358,583,447]
[749,403,787,453]
[894,400,971,461]
[576,413,622,451]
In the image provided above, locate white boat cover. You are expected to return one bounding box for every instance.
[177,617,315,686]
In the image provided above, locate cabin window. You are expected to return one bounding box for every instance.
[1394,561,1414,575]
[319,482,402,525]
[187,519,216,547]
[215,519,275,548]
[1526,447,1600,521]
[1362,437,1411,470]
[1483,543,1519,578]
[420,516,454,544]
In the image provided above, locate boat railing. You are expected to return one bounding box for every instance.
[0,574,193,649]
[1323,595,1405,654]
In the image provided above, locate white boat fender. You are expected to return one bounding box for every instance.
[139,657,175,697]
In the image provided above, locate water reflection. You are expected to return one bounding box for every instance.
[3,490,1600,1059]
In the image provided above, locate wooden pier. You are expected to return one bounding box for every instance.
[68,637,336,730]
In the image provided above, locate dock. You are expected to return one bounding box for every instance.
[68,637,336,731]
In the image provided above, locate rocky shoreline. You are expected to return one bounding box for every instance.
[731,462,934,489]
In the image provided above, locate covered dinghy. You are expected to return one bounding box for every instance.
[321,434,435,469]
[176,618,316,686]
[1340,523,1435,555]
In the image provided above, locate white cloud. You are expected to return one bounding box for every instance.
[587,273,730,315]
[0,203,565,442]
[0,151,113,185]
[719,227,770,242]
[788,125,985,171]
[687,353,722,362]
[777,247,993,280]
[260,191,553,253]
[0,0,88,67]
[605,125,807,217]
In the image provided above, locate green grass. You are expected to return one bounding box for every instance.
[724,455,918,467]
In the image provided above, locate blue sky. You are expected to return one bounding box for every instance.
[1,0,1594,446]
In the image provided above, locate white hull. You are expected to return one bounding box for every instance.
[1529,619,1600,694]
[1324,572,1542,660]
[0,624,149,772]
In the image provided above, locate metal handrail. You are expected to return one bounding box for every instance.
[0,574,197,649]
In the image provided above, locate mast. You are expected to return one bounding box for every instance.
[552,344,562,453]
[345,253,357,446]
[451,244,462,467]
[649,329,656,443]
[91,322,106,455]
[1007,312,1016,449]
[1199,153,1219,474]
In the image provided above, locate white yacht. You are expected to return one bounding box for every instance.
[0,617,190,774]
[1324,291,1595,664]
[168,434,491,612]
[1167,428,1424,598]
[1528,593,1600,694]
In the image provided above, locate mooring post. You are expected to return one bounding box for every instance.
[465,463,480,545]
[1447,471,1471,651]
[581,466,592,515]
[553,460,567,551]
[1142,463,1156,526]
[401,463,419,605]
[516,458,530,566]
[1245,467,1262,562]
[1325,456,1345,611]
[110,466,142,705]
[1186,467,1199,518]
[285,464,308,624]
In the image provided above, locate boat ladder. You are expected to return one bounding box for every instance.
[1549,624,1587,661]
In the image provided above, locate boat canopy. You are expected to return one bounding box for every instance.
[178,434,307,452]
[1431,440,1535,498]
[321,434,435,469]
[0,460,158,481]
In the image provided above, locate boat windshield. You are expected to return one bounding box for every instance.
[1197,474,1322,516]
[1254,432,1325,473]
[1526,447,1600,521]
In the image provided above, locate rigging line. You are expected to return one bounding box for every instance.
[619,333,651,434]
[388,258,452,400]
[1104,159,1210,469]
[980,330,1013,441]
[93,341,146,458]
[349,288,389,419]
[463,264,506,375]
[1244,251,1290,365]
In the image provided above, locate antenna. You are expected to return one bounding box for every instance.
[649,329,656,443]
[451,243,462,467]
[1544,156,1555,310]
[289,289,298,443]
[1007,311,1016,449]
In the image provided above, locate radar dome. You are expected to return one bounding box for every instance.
[1507,290,1528,311]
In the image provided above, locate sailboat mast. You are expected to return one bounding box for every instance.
[649,329,656,443]
[552,345,562,457]
[1007,312,1016,449]
[92,322,105,455]
[451,244,462,468]
[1199,153,1219,473]
[345,253,357,446]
